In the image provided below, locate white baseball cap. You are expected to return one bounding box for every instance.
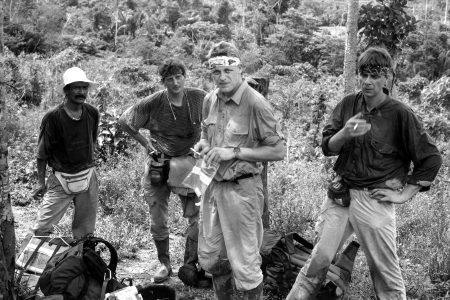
[63,67,96,87]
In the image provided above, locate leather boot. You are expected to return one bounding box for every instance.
[235,282,263,300]
[154,238,172,283]
[183,236,198,266]
[179,236,200,286]
[212,273,234,300]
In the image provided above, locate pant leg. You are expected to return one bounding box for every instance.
[72,170,99,239]
[31,173,73,236]
[180,193,200,266]
[349,189,406,300]
[215,176,265,291]
[180,193,200,240]
[287,197,352,300]
[143,165,171,241]
[198,181,230,275]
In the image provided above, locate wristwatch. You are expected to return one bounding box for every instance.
[233,147,241,159]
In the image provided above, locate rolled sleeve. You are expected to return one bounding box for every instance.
[254,105,284,146]
[119,105,145,135]
[404,112,443,191]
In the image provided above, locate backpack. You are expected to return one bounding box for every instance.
[37,236,126,300]
[260,230,360,299]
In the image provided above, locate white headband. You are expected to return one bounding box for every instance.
[208,56,241,69]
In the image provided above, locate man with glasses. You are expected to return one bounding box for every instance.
[194,41,285,299]
[118,59,207,285]
[286,47,442,300]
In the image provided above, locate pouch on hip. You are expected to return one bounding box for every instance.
[327,176,351,207]
[54,167,94,195]
[149,159,170,186]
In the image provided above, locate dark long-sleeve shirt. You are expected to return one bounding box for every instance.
[322,92,442,191]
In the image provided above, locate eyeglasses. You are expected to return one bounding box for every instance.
[208,56,241,69]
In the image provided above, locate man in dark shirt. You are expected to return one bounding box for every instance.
[287,47,442,300]
[30,67,100,239]
[118,59,207,285]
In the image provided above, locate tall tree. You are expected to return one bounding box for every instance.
[358,0,416,57]
[0,10,17,298]
[343,0,359,95]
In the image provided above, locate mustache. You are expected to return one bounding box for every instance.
[75,94,86,99]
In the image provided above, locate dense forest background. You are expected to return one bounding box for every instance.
[0,0,449,299]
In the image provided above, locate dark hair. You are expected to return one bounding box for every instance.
[158,59,186,79]
[357,47,393,70]
[207,41,240,59]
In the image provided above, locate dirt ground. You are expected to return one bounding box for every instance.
[12,205,215,300]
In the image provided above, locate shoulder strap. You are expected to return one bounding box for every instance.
[84,237,119,274]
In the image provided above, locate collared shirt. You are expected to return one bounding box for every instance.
[37,103,99,174]
[322,91,442,191]
[120,87,206,157]
[201,81,283,181]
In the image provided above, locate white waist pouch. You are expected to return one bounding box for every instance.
[54,167,94,194]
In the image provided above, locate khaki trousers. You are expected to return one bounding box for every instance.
[198,176,264,292]
[32,171,98,239]
[287,189,406,300]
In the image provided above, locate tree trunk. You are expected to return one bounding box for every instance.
[0,53,17,300]
[0,0,4,52]
[445,0,449,25]
[248,77,271,229]
[343,0,359,96]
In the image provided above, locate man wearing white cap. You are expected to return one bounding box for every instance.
[30,66,100,239]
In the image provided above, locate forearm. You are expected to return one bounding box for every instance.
[36,158,47,186]
[236,141,286,162]
[327,129,351,154]
[399,184,421,203]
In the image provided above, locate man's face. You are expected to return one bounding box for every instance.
[210,66,242,97]
[65,82,89,105]
[358,72,387,99]
[163,73,185,95]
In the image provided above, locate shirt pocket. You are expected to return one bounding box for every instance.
[224,121,249,147]
[369,138,399,169]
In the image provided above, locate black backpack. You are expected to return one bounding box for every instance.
[38,236,125,300]
[260,230,359,299]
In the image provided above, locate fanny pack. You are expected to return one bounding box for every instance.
[54,167,94,195]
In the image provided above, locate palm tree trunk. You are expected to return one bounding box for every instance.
[343,0,359,96]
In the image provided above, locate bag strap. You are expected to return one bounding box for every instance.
[100,269,112,300]
[84,237,119,274]
[283,232,313,255]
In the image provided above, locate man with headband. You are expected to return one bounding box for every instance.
[194,41,285,299]
[287,48,442,299]
[119,59,208,285]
